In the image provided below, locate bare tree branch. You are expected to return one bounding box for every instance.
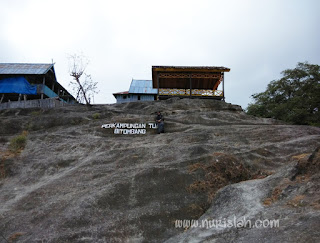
[68,54,99,105]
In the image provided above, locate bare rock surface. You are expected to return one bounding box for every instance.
[0,98,319,242]
[166,148,320,243]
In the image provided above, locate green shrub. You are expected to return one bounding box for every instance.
[30,110,41,116]
[9,132,27,151]
[92,113,101,119]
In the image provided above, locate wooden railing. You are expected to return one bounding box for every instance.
[0,98,72,110]
[159,89,223,97]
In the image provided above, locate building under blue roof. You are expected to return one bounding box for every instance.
[113,79,158,104]
[0,63,76,109]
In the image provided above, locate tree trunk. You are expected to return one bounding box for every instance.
[76,77,90,105]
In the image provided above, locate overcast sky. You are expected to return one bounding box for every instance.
[0,0,319,108]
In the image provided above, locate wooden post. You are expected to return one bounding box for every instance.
[222,73,225,101]
[157,73,160,100]
[0,94,4,103]
[41,76,45,99]
[189,74,192,97]
[18,93,21,101]
[24,94,27,101]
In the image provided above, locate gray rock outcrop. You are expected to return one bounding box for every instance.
[0,98,319,242]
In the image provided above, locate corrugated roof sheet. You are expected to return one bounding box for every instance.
[0,63,54,75]
[129,79,158,94]
[113,91,129,95]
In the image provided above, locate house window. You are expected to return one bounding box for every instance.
[123,95,127,99]
[138,95,141,100]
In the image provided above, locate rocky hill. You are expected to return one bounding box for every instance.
[0,98,319,242]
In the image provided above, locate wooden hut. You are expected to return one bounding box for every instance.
[0,63,76,109]
[152,66,230,100]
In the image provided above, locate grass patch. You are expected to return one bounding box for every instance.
[9,131,28,152]
[263,187,283,206]
[1,131,28,179]
[92,113,101,119]
[8,232,26,242]
[287,195,306,207]
[30,110,42,116]
[187,153,253,202]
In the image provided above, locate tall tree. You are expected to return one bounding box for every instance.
[247,62,320,126]
[69,54,99,105]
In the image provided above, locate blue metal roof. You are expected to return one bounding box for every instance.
[128,79,158,94]
[0,63,54,75]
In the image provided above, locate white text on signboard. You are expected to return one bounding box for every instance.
[101,123,157,134]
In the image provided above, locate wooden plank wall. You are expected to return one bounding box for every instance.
[0,99,72,110]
